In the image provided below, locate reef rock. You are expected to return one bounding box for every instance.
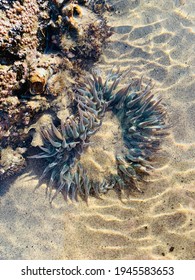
[0,146,26,179]
[0,0,111,179]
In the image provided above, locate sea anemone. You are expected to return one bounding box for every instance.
[31,68,168,202]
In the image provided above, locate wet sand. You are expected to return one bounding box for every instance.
[0,0,195,260]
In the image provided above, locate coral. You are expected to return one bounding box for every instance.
[31,68,168,202]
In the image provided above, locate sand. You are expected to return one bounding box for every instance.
[0,0,195,260]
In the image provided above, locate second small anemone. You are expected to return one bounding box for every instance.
[31,67,168,203]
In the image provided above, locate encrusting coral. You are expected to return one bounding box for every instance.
[0,0,39,58]
[31,68,168,202]
[47,0,111,61]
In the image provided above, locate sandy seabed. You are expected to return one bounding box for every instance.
[0,0,195,260]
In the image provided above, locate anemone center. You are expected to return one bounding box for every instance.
[79,110,126,184]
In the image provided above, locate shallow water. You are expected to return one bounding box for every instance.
[0,0,195,260]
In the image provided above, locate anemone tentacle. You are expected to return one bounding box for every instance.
[31,68,168,202]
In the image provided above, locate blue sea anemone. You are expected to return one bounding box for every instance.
[31,68,168,202]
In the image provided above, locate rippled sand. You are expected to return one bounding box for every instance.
[0,0,195,260]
